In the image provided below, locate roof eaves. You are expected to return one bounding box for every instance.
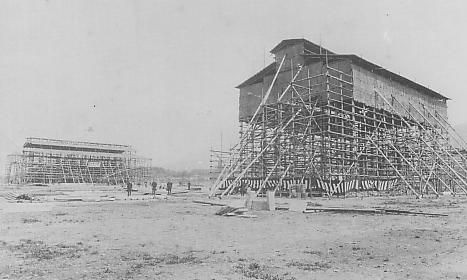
[302,54,449,101]
[270,38,334,55]
[236,62,276,89]
[270,38,306,53]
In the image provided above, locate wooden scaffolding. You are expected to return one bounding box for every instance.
[5,137,152,185]
[210,52,467,198]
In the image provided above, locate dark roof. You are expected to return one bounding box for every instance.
[236,39,335,89]
[23,142,125,154]
[236,62,276,89]
[270,38,334,55]
[302,54,449,100]
[237,39,448,101]
[26,137,129,149]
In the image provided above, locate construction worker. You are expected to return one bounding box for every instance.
[167,180,172,195]
[151,181,157,196]
[240,181,246,197]
[126,181,132,197]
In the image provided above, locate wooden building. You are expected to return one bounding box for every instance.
[211,39,467,198]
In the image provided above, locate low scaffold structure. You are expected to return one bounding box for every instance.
[5,137,152,185]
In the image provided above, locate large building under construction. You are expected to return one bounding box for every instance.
[5,137,151,185]
[211,38,467,198]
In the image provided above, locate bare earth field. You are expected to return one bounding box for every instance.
[1,184,467,280]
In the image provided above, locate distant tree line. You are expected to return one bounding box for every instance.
[149,167,210,178]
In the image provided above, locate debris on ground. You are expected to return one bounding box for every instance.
[54,197,83,202]
[235,214,258,218]
[82,197,116,202]
[215,206,257,218]
[192,200,227,207]
[215,206,245,215]
[16,194,33,201]
[303,207,448,217]
[275,204,289,210]
[0,192,35,202]
[171,191,189,195]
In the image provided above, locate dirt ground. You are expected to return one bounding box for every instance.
[1,184,467,280]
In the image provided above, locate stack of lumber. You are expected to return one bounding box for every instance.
[275,203,289,210]
[216,206,247,216]
[215,206,257,218]
[193,200,257,218]
[0,192,33,202]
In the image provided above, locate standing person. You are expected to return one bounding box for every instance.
[151,181,157,196]
[167,181,172,195]
[240,181,246,197]
[126,181,132,197]
[187,181,191,190]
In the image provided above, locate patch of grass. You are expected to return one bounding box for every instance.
[235,262,295,280]
[121,251,202,266]
[307,202,323,207]
[9,239,87,260]
[59,219,84,223]
[21,218,41,224]
[210,249,226,255]
[119,250,202,279]
[120,252,159,278]
[287,260,331,271]
[383,200,414,206]
[303,249,322,256]
[159,253,201,264]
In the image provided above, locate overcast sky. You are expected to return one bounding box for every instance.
[1,0,467,171]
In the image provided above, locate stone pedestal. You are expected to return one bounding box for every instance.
[266,190,275,211]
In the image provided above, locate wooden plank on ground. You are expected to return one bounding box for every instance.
[303,207,447,217]
[192,200,227,207]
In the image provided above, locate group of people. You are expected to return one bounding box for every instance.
[125,179,191,197]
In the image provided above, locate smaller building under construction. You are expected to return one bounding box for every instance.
[5,137,151,185]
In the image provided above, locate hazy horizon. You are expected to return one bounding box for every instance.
[2,0,467,172]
